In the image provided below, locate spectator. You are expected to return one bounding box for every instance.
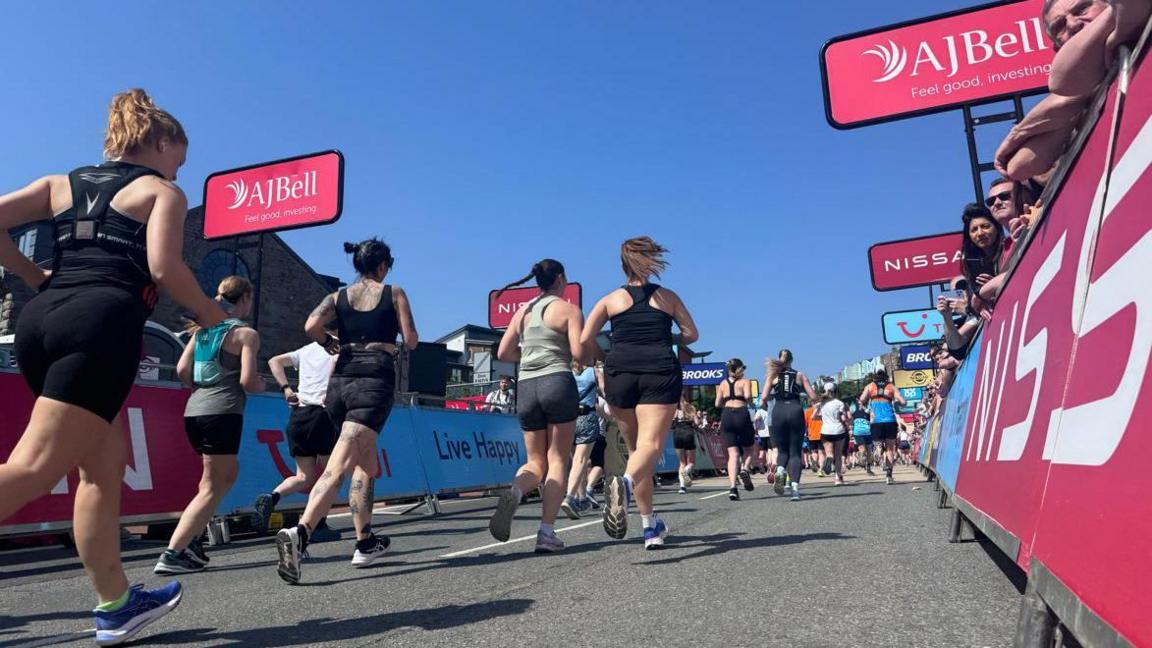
[1046,0,1150,97]
[937,291,980,359]
[960,204,1009,318]
[985,176,1039,241]
[484,375,516,413]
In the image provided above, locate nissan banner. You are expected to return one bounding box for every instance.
[682,363,727,387]
[869,231,964,291]
[820,0,1054,129]
[488,284,582,330]
[203,151,345,239]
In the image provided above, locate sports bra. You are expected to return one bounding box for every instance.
[335,284,400,346]
[721,378,747,404]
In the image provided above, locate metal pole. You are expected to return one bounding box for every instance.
[252,234,265,329]
[962,105,985,204]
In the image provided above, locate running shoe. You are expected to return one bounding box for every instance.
[766,470,776,485]
[94,582,182,647]
[643,516,668,550]
[489,488,521,542]
[834,477,845,486]
[679,467,694,488]
[739,470,754,492]
[186,537,209,565]
[253,493,275,531]
[534,531,565,553]
[790,483,801,501]
[585,490,601,509]
[866,467,876,477]
[310,520,342,543]
[275,526,303,585]
[773,467,787,496]
[153,550,204,575]
[351,534,392,567]
[677,486,687,495]
[728,488,740,501]
[560,496,582,520]
[602,475,629,540]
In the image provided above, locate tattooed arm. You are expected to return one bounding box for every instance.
[305,292,339,352]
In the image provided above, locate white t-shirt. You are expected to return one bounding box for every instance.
[287,343,337,406]
[818,399,847,436]
[752,409,770,437]
[485,389,515,413]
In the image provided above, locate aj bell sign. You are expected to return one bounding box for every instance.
[820,0,1054,129]
[203,151,345,239]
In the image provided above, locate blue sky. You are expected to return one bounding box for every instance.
[0,1,1027,377]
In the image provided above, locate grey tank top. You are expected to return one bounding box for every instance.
[518,295,572,381]
[185,349,246,417]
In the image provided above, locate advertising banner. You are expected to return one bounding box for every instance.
[488,284,583,330]
[682,363,728,386]
[869,232,965,291]
[899,387,924,402]
[882,308,946,344]
[893,368,934,389]
[203,151,344,239]
[899,344,936,370]
[408,407,526,493]
[820,0,1053,129]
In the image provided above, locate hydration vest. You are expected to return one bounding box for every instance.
[192,319,245,387]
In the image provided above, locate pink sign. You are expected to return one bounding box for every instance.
[821,0,1054,128]
[488,284,583,330]
[869,231,964,291]
[203,150,344,239]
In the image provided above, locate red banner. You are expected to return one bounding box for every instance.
[868,231,964,291]
[0,372,201,532]
[821,0,1054,129]
[203,150,344,239]
[488,283,582,329]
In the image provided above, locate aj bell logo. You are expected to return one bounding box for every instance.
[226,171,318,210]
[862,17,1048,83]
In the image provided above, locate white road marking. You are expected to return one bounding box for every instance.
[698,491,732,500]
[439,519,603,558]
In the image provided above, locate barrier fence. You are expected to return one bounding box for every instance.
[919,41,1150,647]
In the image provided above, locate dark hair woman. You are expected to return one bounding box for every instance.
[488,259,586,553]
[760,349,817,501]
[715,358,757,500]
[961,203,1007,318]
[0,89,227,644]
[275,238,419,584]
[580,236,699,549]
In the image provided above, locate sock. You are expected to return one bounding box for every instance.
[539,522,554,536]
[641,514,654,529]
[511,485,523,500]
[355,533,378,551]
[95,588,131,612]
[686,463,694,473]
[270,492,281,506]
[297,524,310,552]
[679,475,686,488]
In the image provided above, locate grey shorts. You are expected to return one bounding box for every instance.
[575,411,601,445]
[517,372,579,431]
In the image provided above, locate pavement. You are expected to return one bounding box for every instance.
[0,465,1024,647]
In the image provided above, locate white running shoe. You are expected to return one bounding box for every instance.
[351,535,391,567]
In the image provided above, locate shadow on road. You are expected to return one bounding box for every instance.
[636,531,856,565]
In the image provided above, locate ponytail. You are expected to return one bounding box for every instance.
[495,259,566,299]
[104,88,187,159]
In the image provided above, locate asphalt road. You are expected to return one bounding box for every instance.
[0,465,1024,647]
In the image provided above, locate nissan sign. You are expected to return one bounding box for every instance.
[820,0,1053,129]
[488,284,583,330]
[869,231,964,291]
[682,363,728,387]
[203,150,344,239]
[883,309,946,345]
[900,344,936,370]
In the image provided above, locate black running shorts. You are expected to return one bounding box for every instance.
[185,414,244,456]
[604,370,682,409]
[720,407,756,448]
[590,434,607,468]
[672,421,697,450]
[287,404,337,457]
[871,422,899,441]
[326,350,396,433]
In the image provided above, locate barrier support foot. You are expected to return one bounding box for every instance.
[948,510,964,543]
[937,489,950,509]
[1015,577,1057,647]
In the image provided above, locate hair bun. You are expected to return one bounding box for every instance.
[343,242,358,254]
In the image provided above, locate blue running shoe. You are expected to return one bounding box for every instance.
[94,582,182,646]
[643,516,668,550]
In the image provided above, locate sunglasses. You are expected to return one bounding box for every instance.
[985,190,1013,207]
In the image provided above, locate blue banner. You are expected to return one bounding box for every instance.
[408,407,526,493]
[899,344,935,370]
[935,331,981,491]
[682,363,728,386]
[882,309,945,345]
[899,387,924,402]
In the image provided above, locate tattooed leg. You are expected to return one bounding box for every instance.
[351,466,375,541]
[299,424,360,531]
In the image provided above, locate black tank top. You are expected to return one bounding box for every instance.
[46,162,162,306]
[605,284,678,374]
[722,378,746,404]
[771,368,802,401]
[335,284,400,345]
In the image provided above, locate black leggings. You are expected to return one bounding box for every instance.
[771,399,806,484]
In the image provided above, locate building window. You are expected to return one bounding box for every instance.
[196,249,250,297]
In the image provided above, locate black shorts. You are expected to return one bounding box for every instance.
[821,434,847,448]
[287,404,337,457]
[604,370,682,409]
[185,414,244,455]
[672,422,697,450]
[326,350,396,433]
[898,441,912,451]
[855,435,873,448]
[589,434,607,468]
[871,422,899,441]
[14,286,150,423]
[517,372,579,431]
[757,436,773,450]
[720,407,756,448]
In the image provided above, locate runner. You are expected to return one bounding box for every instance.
[155,276,263,574]
[561,359,602,520]
[804,400,826,475]
[251,334,340,539]
[0,88,226,644]
[487,259,585,553]
[761,349,817,501]
[859,369,907,485]
[275,238,419,584]
[817,382,850,486]
[851,405,876,476]
[752,401,772,477]
[672,394,698,494]
[581,236,699,549]
[716,358,756,501]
